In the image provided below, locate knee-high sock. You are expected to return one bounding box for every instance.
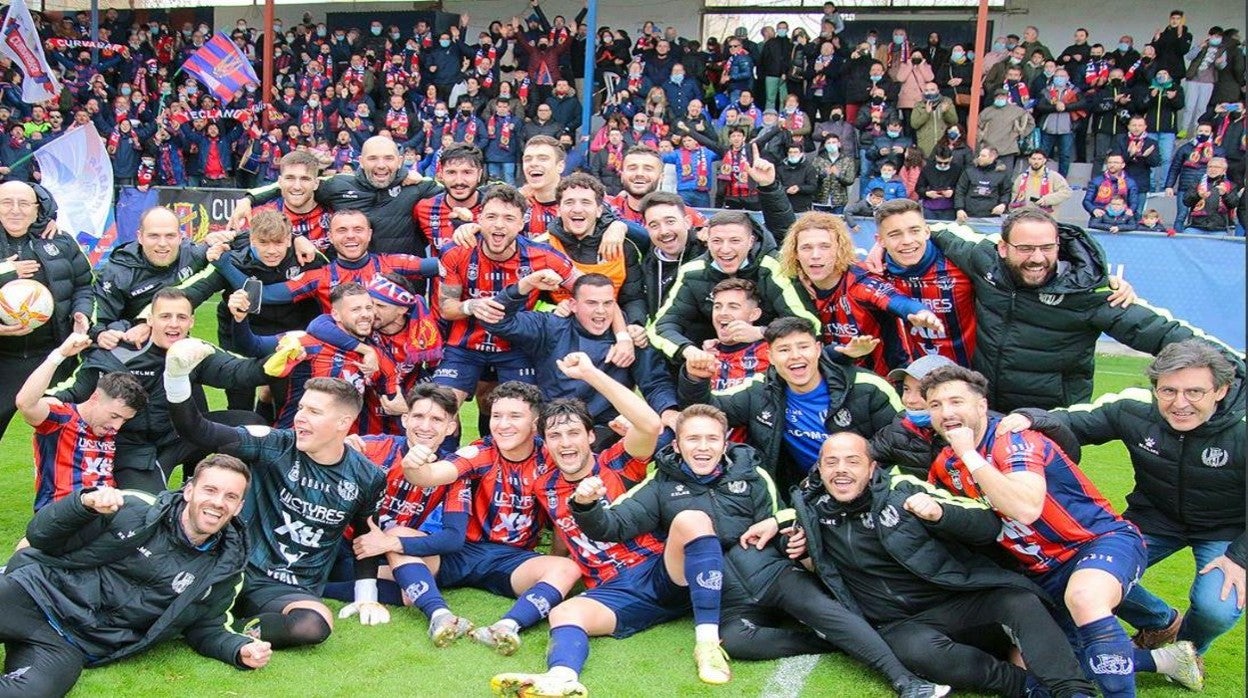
[393,562,448,619]
[1077,615,1136,698]
[547,625,590,675]
[503,581,564,629]
[683,534,724,628]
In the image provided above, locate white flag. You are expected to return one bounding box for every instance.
[0,0,61,103]
[34,123,114,250]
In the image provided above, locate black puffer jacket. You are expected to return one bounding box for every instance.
[572,442,793,607]
[792,467,1046,620]
[0,229,93,356]
[1019,353,1246,567]
[679,352,902,497]
[6,490,250,668]
[931,222,1214,411]
[91,240,209,337]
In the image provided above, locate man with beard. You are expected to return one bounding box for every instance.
[926,207,1237,412]
[230,136,442,257]
[605,146,708,231]
[414,144,488,255]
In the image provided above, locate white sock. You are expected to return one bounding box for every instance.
[497,618,520,632]
[694,623,719,643]
[430,608,452,625]
[548,666,579,682]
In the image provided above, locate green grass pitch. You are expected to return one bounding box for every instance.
[1,302,1241,697]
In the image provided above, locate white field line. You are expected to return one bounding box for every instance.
[760,653,820,698]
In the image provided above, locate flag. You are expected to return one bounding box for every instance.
[182,32,258,104]
[0,0,61,103]
[33,123,117,266]
[114,186,158,250]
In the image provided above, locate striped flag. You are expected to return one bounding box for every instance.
[33,123,118,266]
[0,0,61,103]
[182,32,258,104]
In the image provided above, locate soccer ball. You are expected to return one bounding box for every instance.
[0,279,54,330]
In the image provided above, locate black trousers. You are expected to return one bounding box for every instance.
[113,409,266,493]
[722,565,912,686]
[879,587,1095,698]
[0,576,85,698]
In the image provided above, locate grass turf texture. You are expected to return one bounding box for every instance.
[0,302,1241,697]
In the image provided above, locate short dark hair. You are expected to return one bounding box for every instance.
[480,183,529,215]
[556,172,605,205]
[97,372,148,413]
[304,376,364,415]
[639,191,686,218]
[874,197,922,225]
[440,143,485,172]
[572,272,614,296]
[151,286,191,309]
[918,364,990,399]
[329,281,368,305]
[705,210,756,238]
[764,316,816,344]
[189,453,251,485]
[330,208,370,229]
[624,145,663,164]
[404,383,458,416]
[1001,206,1058,243]
[539,397,593,436]
[489,381,544,413]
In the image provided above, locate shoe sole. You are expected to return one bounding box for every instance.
[490,675,586,698]
[431,620,473,648]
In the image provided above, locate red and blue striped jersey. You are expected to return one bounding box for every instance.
[413,192,483,256]
[929,417,1134,574]
[449,437,551,549]
[256,199,333,251]
[273,334,399,432]
[282,253,440,312]
[439,237,578,352]
[535,441,663,587]
[357,434,467,532]
[604,193,708,229]
[713,341,771,443]
[882,249,977,366]
[32,403,116,511]
[523,195,560,237]
[814,264,924,376]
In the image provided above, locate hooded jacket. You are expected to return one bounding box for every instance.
[6,489,250,668]
[930,222,1228,411]
[572,442,793,606]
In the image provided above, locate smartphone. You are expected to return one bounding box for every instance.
[243,277,263,315]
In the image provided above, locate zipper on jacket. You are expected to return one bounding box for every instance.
[1175,433,1188,525]
[992,290,1016,406]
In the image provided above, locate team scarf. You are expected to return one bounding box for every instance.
[344,64,367,83]
[298,72,331,96]
[1123,59,1143,82]
[1191,176,1233,216]
[415,32,433,49]
[331,143,357,170]
[180,104,265,122]
[604,140,624,172]
[454,115,479,142]
[105,128,140,153]
[487,115,514,148]
[782,109,806,133]
[1185,139,1214,167]
[157,142,181,183]
[475,45,497,68]
[406,48,422,73]
[1126,133,1149,156]
[1093,171,1129,205]
[1007,80,1030,106]
[300,103,327,134]
[1046,85,1085,119]
[46,38,129,55]
[1011,167,1050,208]
[1213,114,1246,152]
[885,39,912,67]
[720,146,750,184]
[1084,58,1110,84]
[136,158,155,186]
[547,25,570,45]
[627,68,643,93]
[517,76,531,101]
[474,67,495,90]
[423,116,452,143]
[383,64,410,87]
[679,146,709,188]
[811,55,832,91]
[386,108,410,136]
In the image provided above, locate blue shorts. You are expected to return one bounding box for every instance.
[435,541,538,597]
[432,346,534,394]
[583,555,691,638]
[1036,529,1147,602]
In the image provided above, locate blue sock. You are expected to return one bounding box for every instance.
[683,534,723,627]
[503,581,564,630]
[322,581,353,602]
[376,579,404,606]
[547,625,590,674]
[392,562,448,619]
[1077,615,1136,698]
[1133,647,1156,673]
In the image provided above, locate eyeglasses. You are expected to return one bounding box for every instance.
[1155,386,1214,402]
[1003,241,1058,255]
[0,199,36,210]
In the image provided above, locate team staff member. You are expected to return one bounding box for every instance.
[53,288,271,492]
[680,317,902,495]
[165,350,389,651]
[923,365,1205,695]
[927,207,1232,411]
[999,339,1245,662]
[0,181,94,438]
[787,432,1097,697]
[15,333,147,511]
[0,456,271,697]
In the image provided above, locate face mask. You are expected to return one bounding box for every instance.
[993,42,1005,52]
[371,27,382,36]
[245,84,256,93]
[318,28,327,37]
[893,35,905,45]
[993,98,1008,108]
[870,74,882,83]
[951,51,965,61]
[274,24,283,32]
[120,86,132,96]
[1110,78,1124,87]
[1196,133,1211,143]
[911,56,923,64]
[935,163,951,171]
[1114,43,1130,53]
[391,33,401,41]
[825,142,839,153]
[435,109,447,118]
[671,74,684,84]
[1210,36,1223,47]
[460,109,473,117]
[887,129,901,138]
[440,39,451,48]
[947,129,960,140]
[1107,206,1125,216]
[1053,76,1068,87]
[778,30,788,38]
[830,112,843,122]
[786,155,802,164]
[905,409,932,427]
[924,92,940,101]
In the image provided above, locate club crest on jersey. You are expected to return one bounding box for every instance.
[177,266,194,281]
[466,263,478,281]
[285,266,301,280]
[287,459,302,482]
[389,186,401,197]
[833,408,852,428]
[934,274,955,291]
[727,480,747,495]
[42,242,59,256]
[337,480,360,502]
[518,265,532,278]
[878,504,900,528]
[742,355,758,370]
[1038,293,1064,306]
[1202,447,1229,468]
[171,571,195,594]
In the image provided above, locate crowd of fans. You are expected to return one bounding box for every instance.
[0,3,1244,234]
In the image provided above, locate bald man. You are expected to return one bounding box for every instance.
[0,181,94,437]
[232,136,443,257]
[91,206,212,349]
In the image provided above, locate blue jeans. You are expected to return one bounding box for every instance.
[1152,132,1177,191]
[487,161,516,185]
[1173,191,1191,231]
[1040,131,1074,176]
[679,189,710,208]
[1116,535,1242,654]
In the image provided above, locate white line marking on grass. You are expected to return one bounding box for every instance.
[761,654,820,698]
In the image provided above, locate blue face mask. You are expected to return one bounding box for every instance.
[671,74,684,84]
[947,128,960,140]
[993,98,1008,108]
[870,74,882,83]
[951,51,965,62]
[1209,36,1223,47]
[439,39,451,48]
[992,42,1005,52]
[905,409,932,427]
[1118,42,1131,52]
[893,35,905,45]
[1053,76,1068,87]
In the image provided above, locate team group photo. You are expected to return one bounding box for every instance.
[0,0,1242,696]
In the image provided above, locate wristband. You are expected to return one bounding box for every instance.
[47,350,67,366]
[615,331,632,342]
[460,300,473,317]
[354,578,379,605]
[963,451,989,474]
